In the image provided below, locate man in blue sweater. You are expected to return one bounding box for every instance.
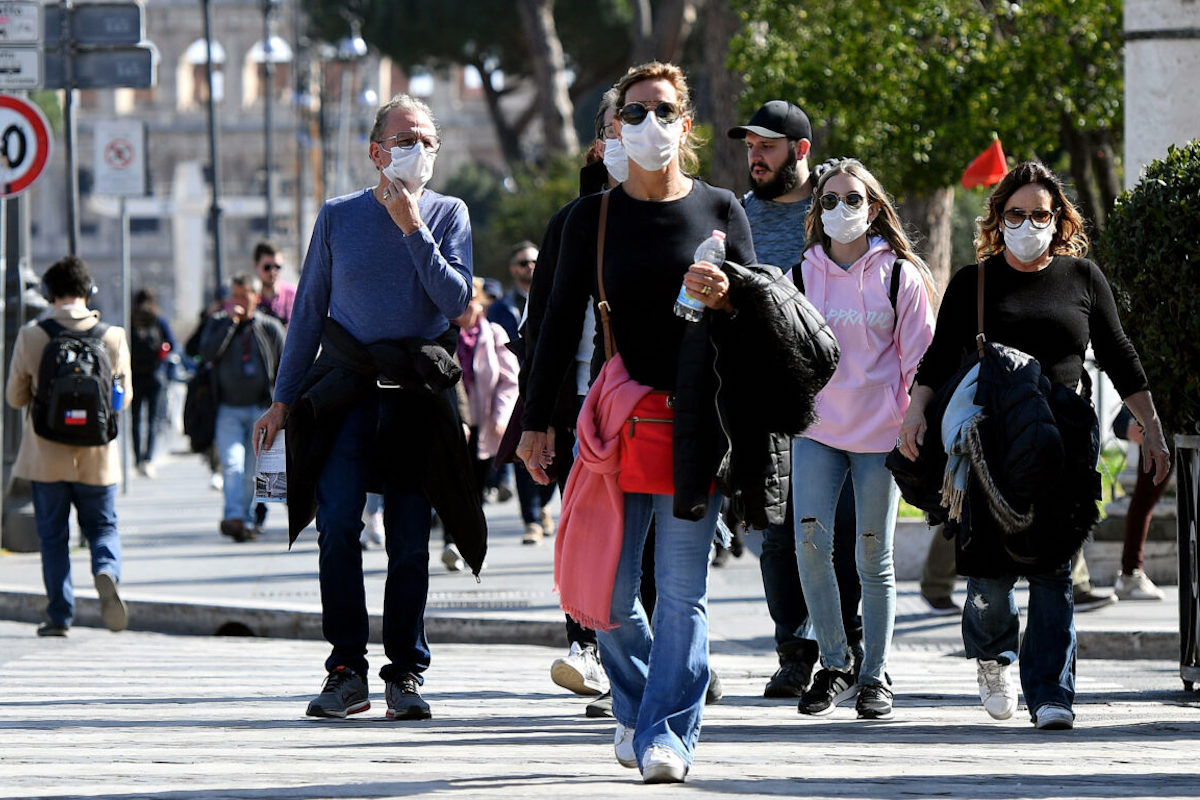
[254,94,473,721]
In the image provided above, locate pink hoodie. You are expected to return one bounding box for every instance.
[800,238,935,453]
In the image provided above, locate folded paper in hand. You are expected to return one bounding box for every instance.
[254,435,287,504]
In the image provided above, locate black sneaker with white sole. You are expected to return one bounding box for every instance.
[385,674,432,720]
[856,683,895,719]
[306,666,370,718]
[798,668,857,716]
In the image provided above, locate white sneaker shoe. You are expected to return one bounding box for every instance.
[977,659,1017,720]
[613,722,636,768]
[1114,569,1165,601]
[1035,703,1074,730]
[360,510,384,549]
[209,472,223,491]
[641,745,687,783]
[441,543,465,572]
[550,642,609,695]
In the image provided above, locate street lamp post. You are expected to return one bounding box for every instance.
[201,0,224,296]
[261,0,278,237]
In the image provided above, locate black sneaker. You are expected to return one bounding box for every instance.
[306,666,370,718]
[765,656,814,698]
[385,674,432,720]
[705,669,724,705]
[856,683,895,719]
[36,622,69,637]
[798,668,857,716]
[585,691,614,718]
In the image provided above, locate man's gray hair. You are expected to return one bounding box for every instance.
[230,272,262,295]
[370,93,438,142]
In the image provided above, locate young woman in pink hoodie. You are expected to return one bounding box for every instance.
[792,159,935,720]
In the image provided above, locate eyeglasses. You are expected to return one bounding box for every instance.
[514,258,536,267]
[818,192,866,211]
[616,101,682,127]
[377,131,441,154]
[600,123,615,139]
[1002,208,1058,229]
[259,262,282,272]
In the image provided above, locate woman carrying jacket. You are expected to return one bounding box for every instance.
[793,159,935,721]
[897,161,1170,730]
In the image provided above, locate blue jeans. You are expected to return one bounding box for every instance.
[315,393,432,684]
[962,562,1076,716]
[597,492,721,768]
[216,403,268,524]
[515,462,556,525]
[792,437,898,686]
[31,481,120,627]
[760,481,862,660]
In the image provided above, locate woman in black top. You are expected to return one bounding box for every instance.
[517,62,753,784]
[897,161,1170,731]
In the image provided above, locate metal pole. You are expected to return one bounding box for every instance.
[119,197,130,495]
[201,0,224,296]
[62,0,79,255]
[262,0,275,237]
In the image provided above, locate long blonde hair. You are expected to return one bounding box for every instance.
[805,158,939,308]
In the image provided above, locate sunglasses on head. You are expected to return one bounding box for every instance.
[1002,208,1057,229]
[818,192,866,211]
[616,101,683,127]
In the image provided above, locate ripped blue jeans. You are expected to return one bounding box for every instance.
[792,436,898,686]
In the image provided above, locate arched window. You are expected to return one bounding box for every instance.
[178,38,226,111]
[242,35,293,107]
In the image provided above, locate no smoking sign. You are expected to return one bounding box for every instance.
[0,93,51,199]
[94,120,145,197]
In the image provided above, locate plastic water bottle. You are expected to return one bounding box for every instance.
[673,229,726,322]
[111,378,124,412]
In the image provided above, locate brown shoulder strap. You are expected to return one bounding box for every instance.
[976,260,986,358]
[596,191,616,361]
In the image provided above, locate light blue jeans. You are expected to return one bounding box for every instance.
[31,481,120,628]
[596,492,721,769]
[216,403,269,524]
[792,437,898,686]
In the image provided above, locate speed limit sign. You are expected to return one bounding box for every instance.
[0,93,51,199]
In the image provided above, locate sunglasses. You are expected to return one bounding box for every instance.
[514,258,536,267]
[616,101,683,127]
[260,262,282,272]
[818,192,866,211]
[1002,208,1057,230]
[378,131,441,154]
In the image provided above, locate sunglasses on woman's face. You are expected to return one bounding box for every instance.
[616,101,683,126]
[818,191,866,211]
[1002,208,1057,229]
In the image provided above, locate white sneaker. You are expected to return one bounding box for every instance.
[361,510,384,548]
[550,642,608,695]
[641,745,687,784]
[209,472,223,491]
[1035,703,1074,730]
[441,543,465,572]
[614,722,636,768]
[977,659,1017,720]
[1114,569,1165,601]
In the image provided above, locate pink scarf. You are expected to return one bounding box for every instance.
[554,354,653,631]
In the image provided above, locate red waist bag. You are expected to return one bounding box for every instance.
[617,391,675,496]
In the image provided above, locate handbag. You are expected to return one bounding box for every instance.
[593,191,677,495]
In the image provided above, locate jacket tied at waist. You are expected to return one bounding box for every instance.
[284,318,488,575]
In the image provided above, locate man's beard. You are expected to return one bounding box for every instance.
[750,151,800,200]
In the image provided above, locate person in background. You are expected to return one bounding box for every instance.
[1110,405,1170,601]
[129,288,178,479]
[254,241,296,327]
[6,255,132,637]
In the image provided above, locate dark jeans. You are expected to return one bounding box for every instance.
[962,561,1076,715]
[31,481,120,627]
[131,373,165,464]
[315,392,432,684]
[515,463,557,525]
[760,480,862,661]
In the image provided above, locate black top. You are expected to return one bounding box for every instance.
[524,181,756,431]
[914,253,1148,398]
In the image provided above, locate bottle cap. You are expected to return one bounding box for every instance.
[711,229,726,240]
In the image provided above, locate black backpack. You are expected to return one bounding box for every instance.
[130,319,165,377]
[32,319,118,447]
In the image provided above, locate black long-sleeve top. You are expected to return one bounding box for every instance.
[523,181,756,431]
[914,253,1148,398]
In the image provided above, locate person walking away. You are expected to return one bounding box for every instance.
[6,255,133,636]
[253,93,483,722]
[198,273,284,543]
[792,159,936,721]
[129,288,178,479]
[897,161,1171,730]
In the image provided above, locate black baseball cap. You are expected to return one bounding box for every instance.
[727,100,812,141]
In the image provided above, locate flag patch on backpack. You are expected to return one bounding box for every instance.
[32,319,119,447]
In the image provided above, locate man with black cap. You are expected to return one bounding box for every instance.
[727,99,815,275]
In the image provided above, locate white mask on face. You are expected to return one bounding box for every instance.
[382,144,436,193]
[821,201,872,245]
[1003,219,1056,263]
[620,116,681,172]
[602,136,629,183]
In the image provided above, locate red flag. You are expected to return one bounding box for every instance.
[961,139,1008,189]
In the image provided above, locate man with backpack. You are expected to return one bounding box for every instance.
[5,255,132,637]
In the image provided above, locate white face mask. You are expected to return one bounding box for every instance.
[382,144,436,193]
[620,116,681,172]
[602,136,629,183]
[821,201,872,245]
[1003,219,1056,263]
